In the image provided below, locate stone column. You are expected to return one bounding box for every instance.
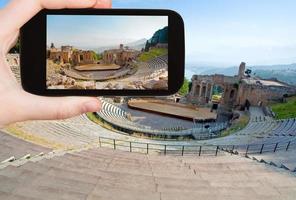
[199,83,203,97]
[205,83,209,98]
[192,82,197,96]
[210,85,214,100]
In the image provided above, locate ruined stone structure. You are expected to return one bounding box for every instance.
[187,62,296,108]
[237,79,296,106]
[6,54,20,82]
[48,44,139,67]
[47,45,95,66]
[103,44,139,66]
[187,74,239,106]
[71,51,94,66]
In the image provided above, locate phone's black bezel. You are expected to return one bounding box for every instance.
[20,9,185,96]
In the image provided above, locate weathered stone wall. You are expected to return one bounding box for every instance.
[187,62,296,108]
[48,48,94,66]
[72,51,94,66]
[187,74,239,106]
[103,48,139,66]
[236,83,296,106]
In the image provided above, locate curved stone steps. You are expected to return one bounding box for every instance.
[0,147,295,200]
[97,100,227,138]
[0,131,50,162]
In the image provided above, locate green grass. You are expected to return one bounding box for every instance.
[86,112,117,131]
[271,96,296,119]
[178,78,189,96]
[5,125,68,150]
[221,115,249,137]
[138,48,168,62]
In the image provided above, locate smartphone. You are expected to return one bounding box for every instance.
[20,9,185,96]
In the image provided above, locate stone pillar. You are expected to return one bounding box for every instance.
[191,82,196,96]
[199,83,203,97]
[210,85,213,100]
[205,83,209,98]
[238,62,246,79]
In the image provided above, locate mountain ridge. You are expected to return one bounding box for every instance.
[186,63,296,85]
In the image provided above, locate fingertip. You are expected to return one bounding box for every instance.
[93,0,112,8]
[20,93,101,121]
[40,0,98,9]
[82,98,101,113]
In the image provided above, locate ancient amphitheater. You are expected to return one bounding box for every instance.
[47,44,168,90]
[1,54,296,200]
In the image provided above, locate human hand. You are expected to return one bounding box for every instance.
[0,0,112,128]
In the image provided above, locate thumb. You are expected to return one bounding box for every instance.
[0,91,101,127]
[18,92,101,121]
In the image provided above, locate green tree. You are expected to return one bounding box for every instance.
[97,53,102,60]
[144,40,150,52]
[91,51,102,61]
[245,69,252,77]
[178,78,190,96]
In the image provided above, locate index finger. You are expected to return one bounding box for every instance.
[0,0,109,34]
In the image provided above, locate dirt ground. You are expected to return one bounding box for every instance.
[128,99,217,120]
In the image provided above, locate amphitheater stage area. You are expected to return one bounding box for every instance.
[64,67,133,81]
[128,99,217,121]
[74,63,121,71]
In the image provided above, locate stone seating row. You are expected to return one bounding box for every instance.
[5,103,294,155]
[251,149,296,172]
[0,147,295,200]
[0,131,50,161]
[237,118,296,137]
[96,101,227,138]
[158,55,168,64]
[19,120,102,146]
[147,55,168,69]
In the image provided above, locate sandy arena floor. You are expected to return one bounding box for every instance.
[74,63,121,71]
[128,99,217,120]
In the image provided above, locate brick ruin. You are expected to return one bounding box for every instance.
[187,62,296,108]
[103,44,140,66]
[47,44,139,67]
[47,45,94,66]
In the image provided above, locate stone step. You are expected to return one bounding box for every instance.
[0,191,40,200]
[87,187,160,200]
[11,184,88,200]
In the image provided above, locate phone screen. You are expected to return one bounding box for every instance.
[46,15,168,90]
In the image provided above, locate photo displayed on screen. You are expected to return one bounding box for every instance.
[46,15,168,90]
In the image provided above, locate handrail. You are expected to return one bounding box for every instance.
[93,101,296,155]
[96,112,227,138]
[97,136,296,157]
[96,100,229,137]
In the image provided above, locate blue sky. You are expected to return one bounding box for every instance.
[47,15,167,48]
[1,0,296,66]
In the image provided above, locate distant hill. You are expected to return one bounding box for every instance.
[145,26,168,51]
[200,66,239,76]
[186,63,296,85]
[150,26,168,44]
[95,38,147,53]
[125,38,147,51]
[253,68,296,85]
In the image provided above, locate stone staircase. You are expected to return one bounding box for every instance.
[0,131,50,161]
[249,149,296,172]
